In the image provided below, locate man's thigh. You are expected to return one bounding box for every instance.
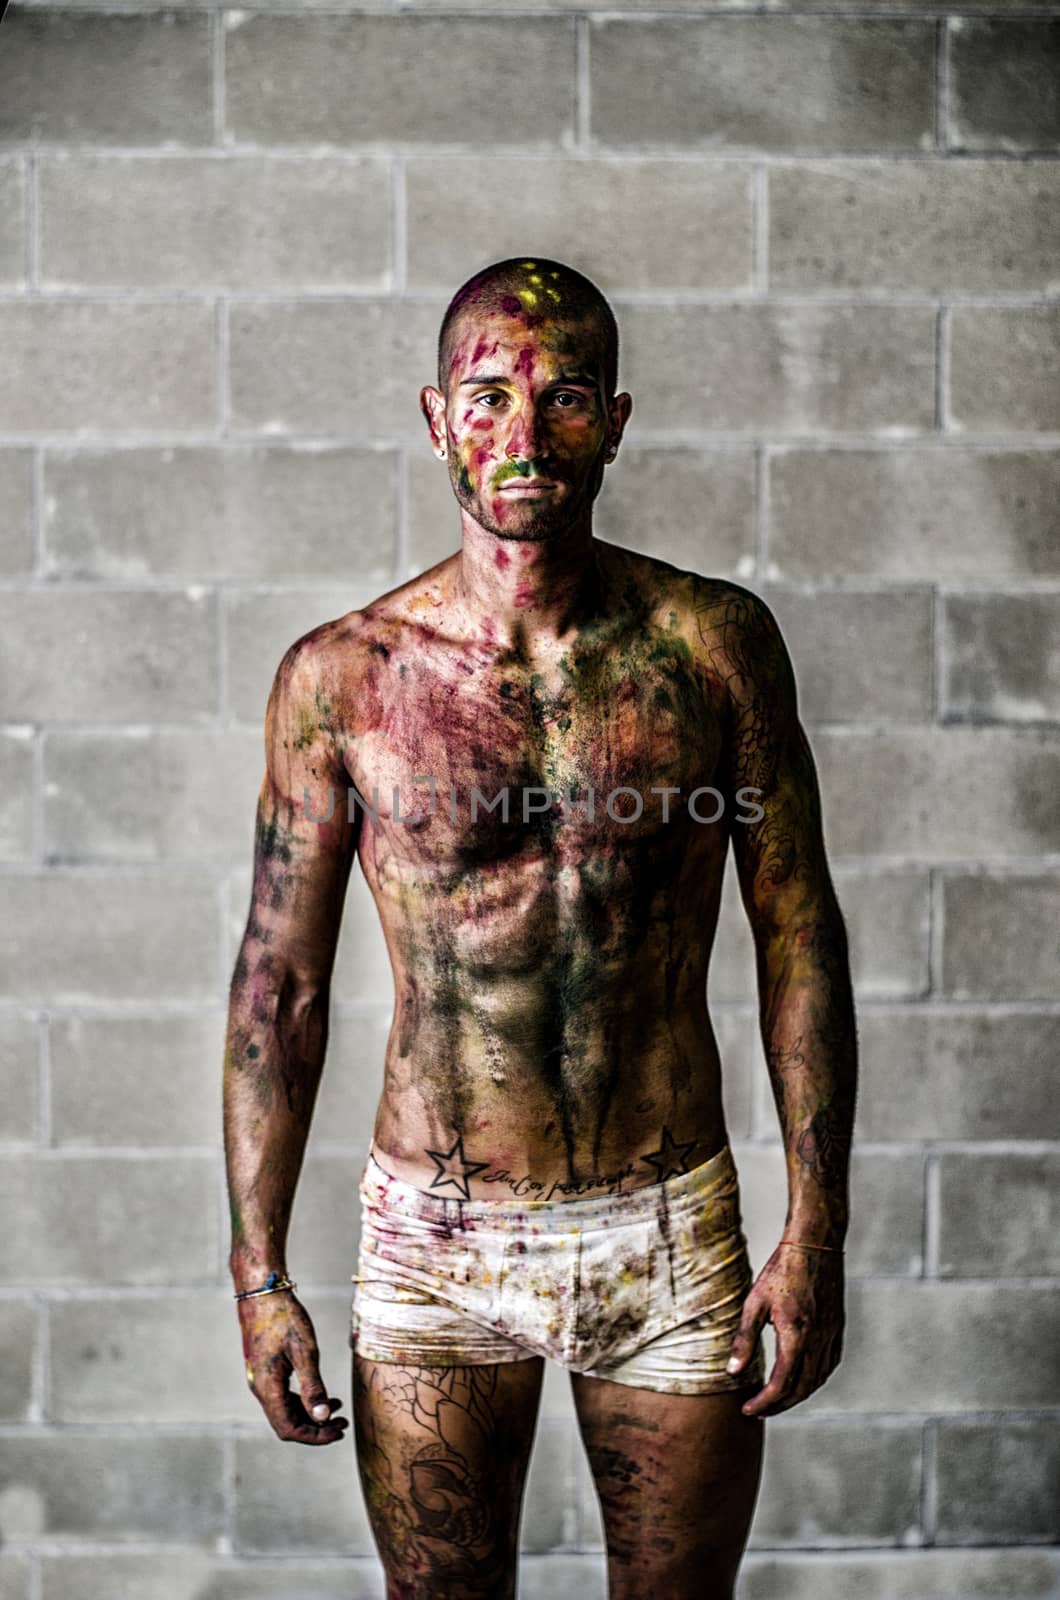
[570,1370,765,1600]
[353,1350,545,1600]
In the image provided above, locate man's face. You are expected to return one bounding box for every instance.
[423,308,626,542]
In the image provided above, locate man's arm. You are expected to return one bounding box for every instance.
[223,628,359,1442]
[695,580,857,1413]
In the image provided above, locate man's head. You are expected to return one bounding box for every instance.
[420,257,632,543]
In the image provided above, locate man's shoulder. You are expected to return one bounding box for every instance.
[275,555,460,687]
[637,562,789,701]
[606,544,776,651]
[598,540,734,619]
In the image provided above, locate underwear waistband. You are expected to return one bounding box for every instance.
[359,1139,739,1231]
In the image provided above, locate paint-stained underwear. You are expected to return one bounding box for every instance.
[350,1140,766,1396]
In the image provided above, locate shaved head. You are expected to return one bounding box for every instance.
[437,257,619,399]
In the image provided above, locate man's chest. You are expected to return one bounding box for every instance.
[344,629,727,862]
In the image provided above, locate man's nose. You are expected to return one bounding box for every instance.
[504,402,545,460]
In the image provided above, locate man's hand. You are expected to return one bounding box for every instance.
[726,1242,845,1419]
[238,1291,349,1445]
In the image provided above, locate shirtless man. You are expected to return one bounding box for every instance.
[223,256,858,1600]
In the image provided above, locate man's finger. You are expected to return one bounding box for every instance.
[260,1375,347,1444]
[740,1327,803,1417]
[290,1351,333,1423]
[726,1294,767,1376]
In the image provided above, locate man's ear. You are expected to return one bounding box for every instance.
[419,385,448,459]
[606,391,633,458]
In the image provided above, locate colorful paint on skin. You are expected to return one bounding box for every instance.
[225,265,853,1560]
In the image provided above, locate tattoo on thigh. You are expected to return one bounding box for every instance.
[355,1361,513,1595]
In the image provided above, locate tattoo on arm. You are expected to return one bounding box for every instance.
[694,581,858,1220]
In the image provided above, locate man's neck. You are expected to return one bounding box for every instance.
[454,512,605,656]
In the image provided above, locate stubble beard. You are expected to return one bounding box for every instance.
[452,457,605,543]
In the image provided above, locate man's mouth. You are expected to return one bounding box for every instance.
[498,479,560,494]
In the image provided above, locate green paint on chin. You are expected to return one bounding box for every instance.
[247,1044,260,1059]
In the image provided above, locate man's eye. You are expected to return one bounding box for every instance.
[552,392,583,408]
[477,392,505,407]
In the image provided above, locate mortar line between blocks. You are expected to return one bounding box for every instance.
[941,585,947,723]
[925,1150,941,1278]
[753,442,767,582]
[940,16,954,152]
[575,15,590,153]
[938,303,953,433]
[391,155,406,294]
[221,1433,237,1556]
[753,161,768,295]
[933,18,944,153]
[212,7,226,147]
[9,285,1060,308]
[38,1009,51,1148]
[14,2,1057,12]
[26,149,39,290]
[217,295,230,437]
[34,1294,47,1426]
[928,867,945,998]
[10,130,1060,161]
[5,430,1060,454]
[922,1416,938,1545]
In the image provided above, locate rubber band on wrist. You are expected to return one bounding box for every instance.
[234,1271,297,1300]
[779,1238,844,1254]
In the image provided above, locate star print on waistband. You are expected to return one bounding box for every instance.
[424,1136,491,1200]
[639,1126,697,1182]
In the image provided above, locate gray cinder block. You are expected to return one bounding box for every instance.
[0,302,215,433]
[0,1154,217,1285]
[856,1009,1056,1140]
[942,875,1060,1002]
[0,1434,224,1543]
[44,446,397,583]
[769,450,1060,582]
[949,20,1060,152]
[406,159,752,292]
[618,303,935,434]
[938,1151,1060,1277]
[770,160,1060,292]
[0,10,210,146]
[935,1417,1060,1543]
[0,874,220,1004]
[589,18,934,151]
[0,590,218,723]
[951,308,1060,434]
[941,594,1060,724]
[224,15,576,147]
[40,156,391,291]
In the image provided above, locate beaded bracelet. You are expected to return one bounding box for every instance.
[234,1271,297,1300]
[779,1239,844,1254]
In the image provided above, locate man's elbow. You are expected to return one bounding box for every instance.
[228,943,333,1014]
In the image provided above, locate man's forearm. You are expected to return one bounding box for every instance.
[757,908,858,1247]
[223,965,330,1289]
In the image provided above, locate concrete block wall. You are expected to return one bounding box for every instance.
[1,3,1058,1596]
